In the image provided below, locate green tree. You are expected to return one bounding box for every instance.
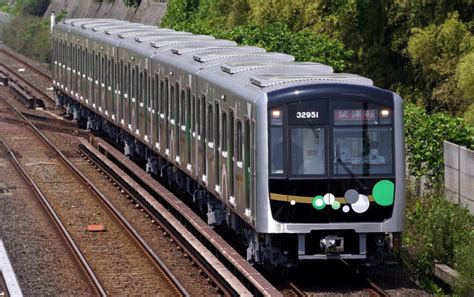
[407,13,473,115]
[457,52,474,102]
[17,0,50,16]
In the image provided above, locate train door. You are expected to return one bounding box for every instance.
[186,88,192,169]
[158,79,166,155]
[118,60,124,125]
[98,53,103,112]
[66,44,71,93]
[77,46,82,100]
[235,119,244,210]
[106,58,113,117]
[199,94,207,183]
[93,52,99,110]
[131,65,137,133]
[214,101,221,194]
[205,102,215,190]
[244,118,252,214]
[124,62,130,129]
[107,57,117,121]
[178,88,186,165]
[161,78,169,156]
[71,44,76,96]
[74,44,78,97]
[100,55,106,114]
[172,82,179,161]
[167,80,173,157]
[151,73,160,149]
[220,110,227,200]
[138,70,145,137]
[229,109,235,204]
[144,70,151,142]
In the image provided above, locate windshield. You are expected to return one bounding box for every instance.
[291,127,325,175]
[333,127,393,175]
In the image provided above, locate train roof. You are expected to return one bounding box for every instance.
[55,18,382,102]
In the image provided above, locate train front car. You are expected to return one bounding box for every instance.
[256,75,406,266]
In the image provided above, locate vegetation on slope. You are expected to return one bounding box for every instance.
[0,0,53,63]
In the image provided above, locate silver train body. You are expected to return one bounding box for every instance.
[52,19,406,265]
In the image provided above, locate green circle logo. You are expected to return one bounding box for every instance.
[372,180,395,206]
[312,195,326,210]
[331,201,341,210]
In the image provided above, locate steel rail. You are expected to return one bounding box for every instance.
[79,143,237,296]
[1,94,189,296]
[79,138,282,296]
[0,47,52,80]
[0,63,54,105]
[340,260,390,297]
[367,278,390,297]
[0,139,107,297]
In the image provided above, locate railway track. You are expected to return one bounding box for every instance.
[281,260,392,296]
[0,46,52,81]
[0,139,105,296]
[0,46,54,108]
[0,93,188,296]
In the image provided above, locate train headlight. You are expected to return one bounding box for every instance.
[380,109,390,117]
[271,108,282,125]
[272,109,281,118]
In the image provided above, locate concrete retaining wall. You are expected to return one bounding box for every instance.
[444,140,474,213]
[44,0,167,25]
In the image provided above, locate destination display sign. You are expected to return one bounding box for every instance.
[334,109,377,121]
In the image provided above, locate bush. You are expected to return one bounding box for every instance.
[218,22,352,71]
[161,1,352,72]
[1,15,51,63]
[402,190,474,294]
[404,103,474,187]
[123,0,141,7]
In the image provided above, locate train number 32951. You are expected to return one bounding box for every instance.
[296,111,319,119]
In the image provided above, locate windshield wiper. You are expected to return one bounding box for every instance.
[305,119,320,139]
[336,155,368,192]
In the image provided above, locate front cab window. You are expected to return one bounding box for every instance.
[291,127,325,175]
[332,101,393,176]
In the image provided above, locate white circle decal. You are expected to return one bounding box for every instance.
[315,198,324,207]
[342,205,350,213]
[323,193,335,205]
[351,194,370,213]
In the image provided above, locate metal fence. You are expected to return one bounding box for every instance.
[444,141,474,213]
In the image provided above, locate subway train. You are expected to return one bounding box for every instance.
[52,18,406,266]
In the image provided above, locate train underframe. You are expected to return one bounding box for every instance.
[57,91,399,268]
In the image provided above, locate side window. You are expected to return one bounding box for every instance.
[222,112,227,152]
[124,63,129,96]
[215,102,220,150]
[111,58,115,90]
[139,71,144,104]
[201,95,206,139]
[160,79,165,114]
[237,120,242,163]
[95,54,99,82]
[207,104,213,143]
[191,94,196,133]
[170,84,174,120]
[197,97,201,136]
[132,66,137,100]
[180,90,185,127]
[165,79,169,116]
